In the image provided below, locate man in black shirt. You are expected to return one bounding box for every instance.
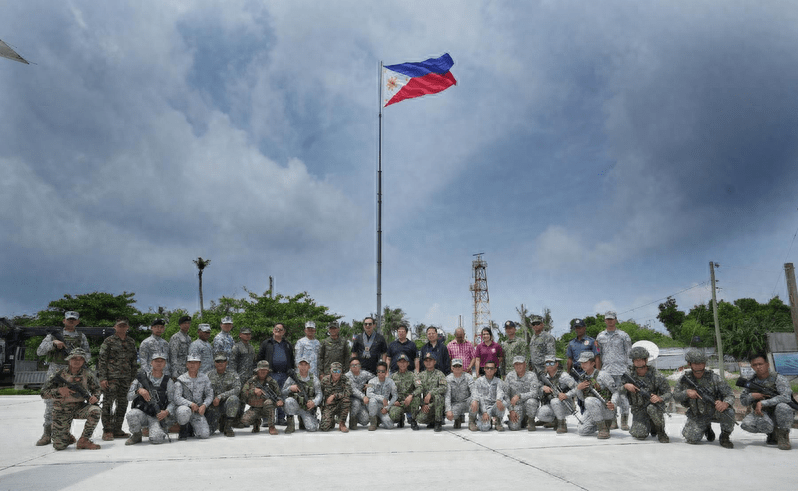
[351,317,388,374]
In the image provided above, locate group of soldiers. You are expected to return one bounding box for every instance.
[36,311,795,451]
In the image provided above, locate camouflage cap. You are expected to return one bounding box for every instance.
[221,316,233,324]
[305,321,316,329]
[577,351,595,363]
[330,362,343,371]
[605,311,617,320]
[530,315,543,324]
[544,355,558,363]
[239,327,252,334]
[256,360,270,371]
[187,354,201,362]
[298,357,311,365]
[151,351,167,360]
[630,346,649,361]
[214,353,228,362]
[513,355,526,365]
[65,348,88,361]
[685,348,707,364]
[198,323,211,332]
[396,353,410,362]
[328,320,340,329]
[64,311,79,320]
[451,358,463,366]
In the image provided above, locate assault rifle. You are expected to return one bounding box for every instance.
[570,368,609,407]
[735,376,798,411]
[540,372,582,423]
[46,328,70,357]
[288,370,312,406]
[681,374,738,426]
[621,372,671,418]
[51,372,93,403]
[254,379,284,405]
[132,371,171,439]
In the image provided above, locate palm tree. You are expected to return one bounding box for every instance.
[193,257,211,317]
[381,306,409,341]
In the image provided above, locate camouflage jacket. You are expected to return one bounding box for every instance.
[502,337,528,374]
[473,375,505,412]
[318,337,351,377]
[622,366,672,409]
[229,341,256,382]
[390,370,417,401]
[139,335,170,375]
[345,369,374,401]
[320,374,352,406]
[174,372,214,408]
[574,369,615,403]
[207,369,241,401]
[413,369,447,400]
[673,371,734,417]
[242,375,281,407]
[502,370,539,405]
[36,329,90,366]
[739,372,793,409]
[366,376,398,406]
[282,372,322,408]
[212,331,235,357]
[528,331,556,370]
[445,372,474,411]
[41,365,101,407]
[189,339,214,374]
[538,370,577,404]
[169,331,192,378]
[98,334,138,382]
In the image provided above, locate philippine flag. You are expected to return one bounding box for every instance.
[382,53,456,108]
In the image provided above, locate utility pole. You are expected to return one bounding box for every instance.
[710,261,725,378]
[269,276,274,298]
[784,263,798,348]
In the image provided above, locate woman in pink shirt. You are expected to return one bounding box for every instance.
[475,327,504,377]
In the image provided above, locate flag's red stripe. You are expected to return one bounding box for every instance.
[385,71,457,107]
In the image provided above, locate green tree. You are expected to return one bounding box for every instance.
[380,306,409,342]
[657,297,686,339]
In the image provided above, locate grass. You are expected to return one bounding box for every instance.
[0,388,40,396]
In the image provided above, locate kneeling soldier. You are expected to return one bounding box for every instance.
[320,361,351,432]
[537,356,578,434]
[241,360,283,434]
[739,351,794,450]
[574,351,617,439]
[367,361,397,430]
[40,348,102,450]
[206,353,241,437]
[445,358,475,430]
[412,352,447,431]
[174,354,214,440]
[282,358,322,433]
[471,360,505,432]
[622,346,671,443]
[503,355,540,431]
[126,352,175,445]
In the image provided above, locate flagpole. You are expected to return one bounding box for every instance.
[377,61,383,332]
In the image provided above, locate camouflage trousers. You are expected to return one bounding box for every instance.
[350,397,370,427]
[42,363,67,430]
[368,399,394,429]
[52,402,101,450]
[682,408,735,444]
[475,404,505,432]
[506,398,539,430]
[412,393,444,425]
[126,408,175,444]
[284,397,319,431]
[101,379,130,433]
[577,397,615,436]
[206,396,240,434]
[242,402,277,427]
[448,400,470,420]
[320,397,350,431]
[609,375,630,415]
[741,403,794,434]
[629,403,667,440]
[538,398,573,423]
[175,406,210,438]
[389,399,413,423]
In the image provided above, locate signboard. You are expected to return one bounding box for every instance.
[772,352,798,376]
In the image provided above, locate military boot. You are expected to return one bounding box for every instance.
[76,437,100,450]
[434,420,442,432]
[453,417,461,429]
[369,416,378,431]
[493,417,505,432]
[597,420,610,439]
[251,420,261,433]
[398,416,405,429]
[654,424,669,443]
[719,431,734,449]
[36,427,52,446]
[349,415,358,431]
[610,416,619,430]
[704,426,716,442]
[411,418,419,431]
[268,425,278,435]
[125,432,142,445]
[224,420,235,437]
[178,425,190,440]
[285,417,295,434]
[527,416,536,431]
[468,416,478,432]
[66,434,76,446]
[620,414,629,431]
[557,419,568,434]
[776,428,792,450]
[766,432,777,445]
[543,419,555,429]
[113,428,130,439]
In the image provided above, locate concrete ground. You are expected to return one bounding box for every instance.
[1,396,795,491]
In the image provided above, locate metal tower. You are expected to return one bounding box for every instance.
[469,253,491,340]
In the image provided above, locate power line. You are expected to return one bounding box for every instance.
[617,281,708,316]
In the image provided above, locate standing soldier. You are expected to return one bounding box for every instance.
[739,351,795,450]
[501,321,527,378]
[622,346,671,443]
[139,318,171,376]
[282,358,322,433]
[125,352,175,445]
[212,316,235,357]
[229,326,256,427]
[412,352,447,431]
[169,315,192,380]
[566,319,599,374]
[206,353,241,437]
[318,321,351,377]
[295,321,322,377]
[241,361,284,435]
[595,311,631,430]
[345,356,373,430]
[673,348,736,448]
[98,318,138,441]
[319,361,351,432]
[367,361,397,430]
[389,354,417,428]
[445,358,475,429]
[35,311,90,446]
[537,356,578,434]
[503,356,540,431]
[174,354,214,440]
[574,352,617,439]
[40,348,102,450]
[528,315,555,375]
[189,324,214,374]
[471,360,506,432]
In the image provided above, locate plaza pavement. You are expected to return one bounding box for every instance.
[0,395,794,491]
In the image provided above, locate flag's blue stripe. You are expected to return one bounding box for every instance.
[385,53,453,78]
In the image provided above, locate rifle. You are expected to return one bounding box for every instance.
[254,379,284,405]
[541,372,583,423]
[735,376,798,411]
[132,371,171,438]
[51,372,94,403]
[288,370,312,406]
[47,328,70,357]
[570,368,609,407]
[621,372,671,418]
[681,374,739,426]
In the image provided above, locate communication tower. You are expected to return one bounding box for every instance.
[469,253,491,341]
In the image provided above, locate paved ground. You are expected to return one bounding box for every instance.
[1,395,795,491]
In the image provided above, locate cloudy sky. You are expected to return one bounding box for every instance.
[3,1,798,338]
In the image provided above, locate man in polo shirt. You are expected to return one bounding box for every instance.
[447,327,476,375]
[386,322,418,373]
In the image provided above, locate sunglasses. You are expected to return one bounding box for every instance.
[331,369,342,374]
[545,361,556,366]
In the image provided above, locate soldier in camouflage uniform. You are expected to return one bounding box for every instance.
[596,311,632,430]
[412,352,448,431]
[503,355,540,431]
[389,354,416,428]
[367,361,397,430]
[35,311,90,446]
[345,356,374,430]
[537,356,578,434]
[40,348,102,450]
[174,354,214,439]
[318,321,351,377]
[471,360,506,432]
[125,352,175,445]
[169,315,193,380]
[98,318,138,441]
[241,360,283,435]
[295,321,321,377]
[189,324,214,374]
[501,321,528,378]
[319,361,351,432]
[139,318,171,376]
[282,358,322,433]
[621,346,671,443]
[229,327,256,427]
[528,315,555,375]
[673,348,736,448]
[574,351,617,438]
[212,316,236,358]
[739,352,795,450]
[206,353,241,437]
[445,358,475,429]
